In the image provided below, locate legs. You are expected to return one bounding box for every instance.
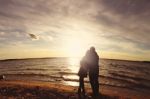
[78,77,85,94]
[89,74,99,97]
[89,75,95,95]
[95,76,99,96]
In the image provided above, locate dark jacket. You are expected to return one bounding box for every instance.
[78,57,88,78]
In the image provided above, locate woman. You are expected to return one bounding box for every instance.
[78,52,89,95]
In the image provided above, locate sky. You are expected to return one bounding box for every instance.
[0,0,150,61]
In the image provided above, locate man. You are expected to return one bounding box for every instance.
[86,47,99,97]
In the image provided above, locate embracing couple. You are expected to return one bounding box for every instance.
[78,46,99,98]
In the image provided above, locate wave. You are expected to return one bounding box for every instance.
[3,73,63,79]
[58,71,77,75]
[57,71,150,90]
[109,71,150,82]
[109,73,150,89]
[2,72,150,93]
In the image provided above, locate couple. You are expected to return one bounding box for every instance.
[78,46,99,98]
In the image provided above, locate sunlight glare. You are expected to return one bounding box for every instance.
[65,40,86,57]
[67,57,81,73]
[62,19,95,57]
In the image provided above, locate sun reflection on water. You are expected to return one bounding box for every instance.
[62,57,81,86]
[67,57,81,73]
[63,81,79,86]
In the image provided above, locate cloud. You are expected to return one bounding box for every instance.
[41,35,53,41]
[0,32,5,35]
[0,0,149,60]
[28,33,39,40]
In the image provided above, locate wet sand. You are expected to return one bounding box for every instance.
[0,80,149,99]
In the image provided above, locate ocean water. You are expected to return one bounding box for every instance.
[0,57,150,93]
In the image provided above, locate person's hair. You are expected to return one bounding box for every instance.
[90,46,95,51]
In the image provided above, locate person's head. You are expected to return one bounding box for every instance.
[90,46,95,52]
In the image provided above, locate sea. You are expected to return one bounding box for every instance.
[0,57,150,94]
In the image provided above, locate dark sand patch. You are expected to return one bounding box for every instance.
[0,80,149,99]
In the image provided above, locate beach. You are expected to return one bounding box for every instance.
[0,80,150,99]
[0,0,150,98]
[0,58,150,99]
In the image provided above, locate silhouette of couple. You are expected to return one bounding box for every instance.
[78,46,99,98]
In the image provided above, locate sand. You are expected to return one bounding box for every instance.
[0,80,150,99]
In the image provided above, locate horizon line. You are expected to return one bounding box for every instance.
[0,57,149,62]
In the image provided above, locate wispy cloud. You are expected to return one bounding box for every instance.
[29,33,39,40]
[0,0,149,60]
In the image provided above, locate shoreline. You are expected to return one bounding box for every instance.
[0,80,150,99]
[1,57,150,63]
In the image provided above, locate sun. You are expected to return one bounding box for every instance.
[65,39,86,57]
[62,33,94,57]
[61,19,95,57]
